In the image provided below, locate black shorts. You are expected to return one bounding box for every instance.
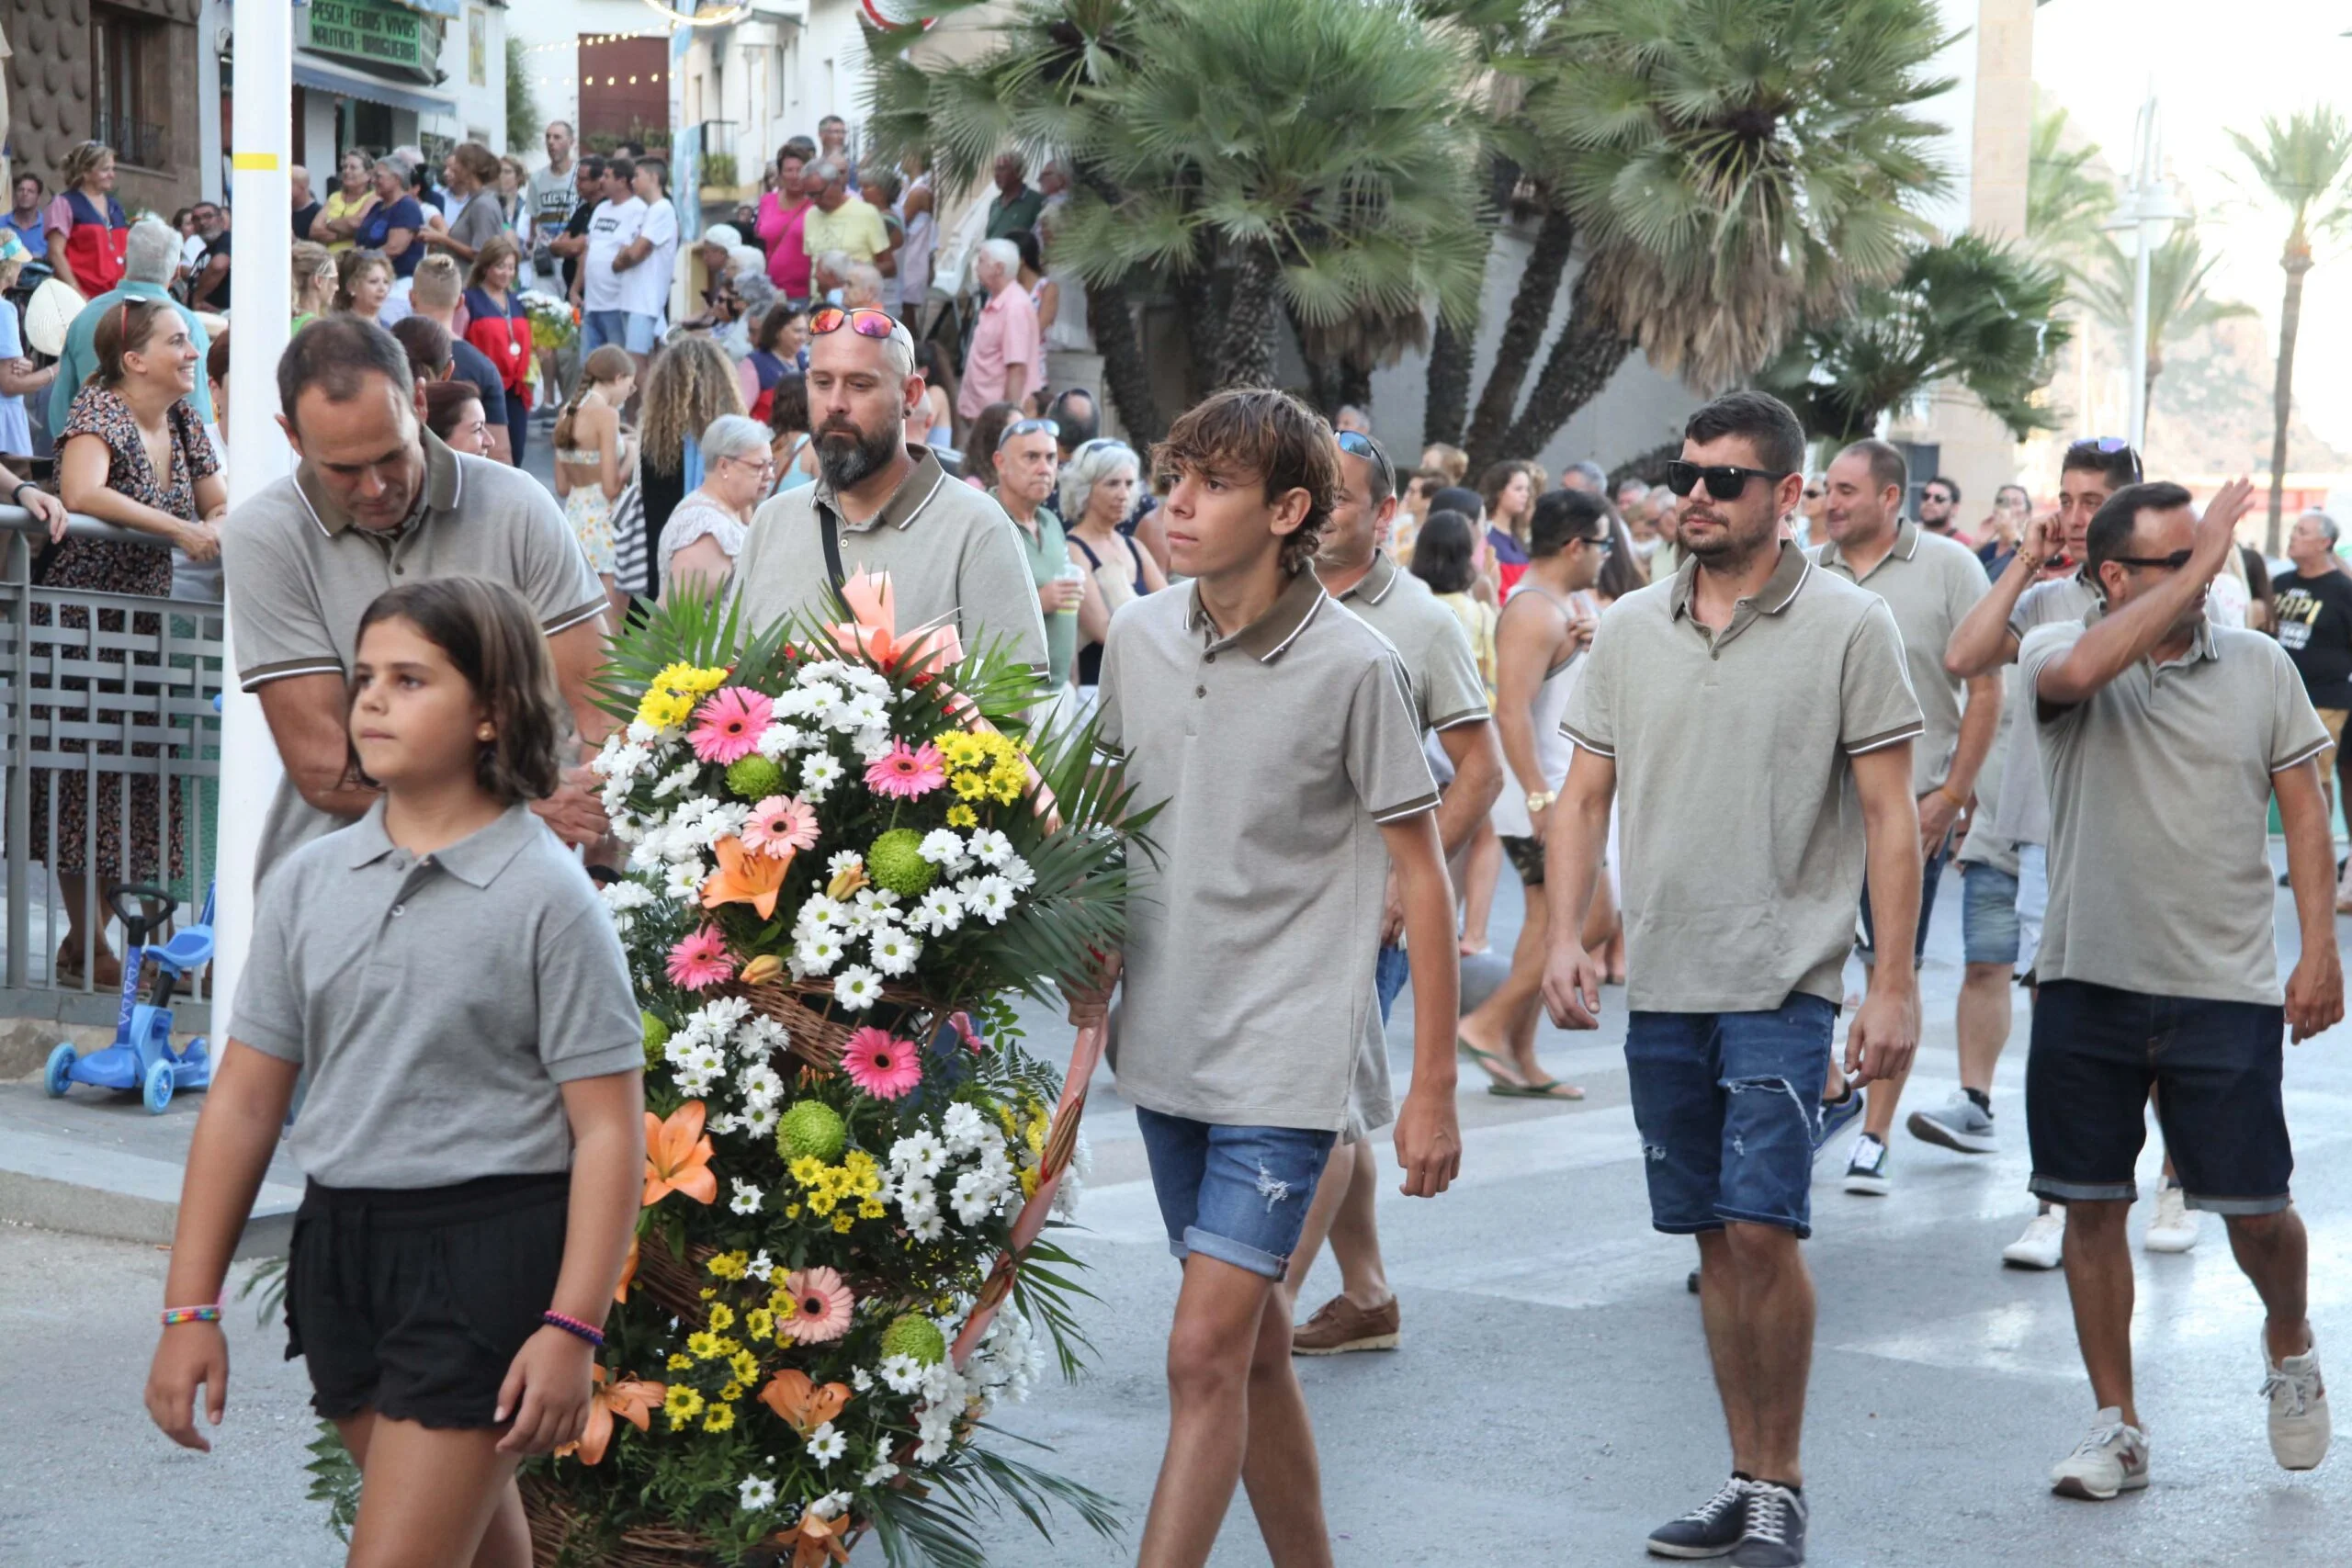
[1500,833,1546,886]
[287,1171,571,1428]
[2025,979,2291,1215]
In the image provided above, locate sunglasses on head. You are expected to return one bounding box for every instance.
[1663,459,1792,501]
[996,417,1059,451]
[808,306,899,341]
[2068,436,2144,483]
[1335,430,1396,497]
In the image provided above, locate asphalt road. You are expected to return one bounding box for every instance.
[6,852,2349,1567]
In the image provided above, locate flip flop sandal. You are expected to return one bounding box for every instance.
[1488,1079,1586,1100]
[1455,1037,1524,1089]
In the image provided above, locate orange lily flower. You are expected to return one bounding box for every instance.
[702,836,789,920]
[756,1367,854,1436]
[775,1506,854,1568]
[826,570,965,677]
[614,1233,640,1303]
[642,1100,718,1207]
[557,1365,666,1465]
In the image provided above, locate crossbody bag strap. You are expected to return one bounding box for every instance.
[821,505,846,591]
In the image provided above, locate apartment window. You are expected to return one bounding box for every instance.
[93,5,168,170]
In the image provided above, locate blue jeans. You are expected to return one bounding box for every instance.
[1623,996,1838,1238]
[1133,1108,1337,1279]
[1375,943,1409,1024]
[2027,979,2291,1214]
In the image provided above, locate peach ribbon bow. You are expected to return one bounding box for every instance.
[826,570,965,677]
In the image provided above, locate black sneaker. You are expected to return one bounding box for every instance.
[1645,1475,1751,1558]
[1731,1482,1807,1566]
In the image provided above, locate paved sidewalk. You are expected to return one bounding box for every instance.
[5,859,2346,1565]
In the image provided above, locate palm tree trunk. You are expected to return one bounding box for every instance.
[1490,269,1634,471]
[1174,265,1222,408]
[1424,318,1475,447]
[1213,240,1282,390]
[2266,238,2314,556]
[1461,203,1577,467]
[1085,271,1164,445]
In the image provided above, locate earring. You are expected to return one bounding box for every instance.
[478,726,495,741]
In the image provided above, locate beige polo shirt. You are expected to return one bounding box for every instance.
[1325,550,1492,734]
[2021,614,2329,1005]
[1810,520,1990,795]
[1979,571,2104,847]
[1097,570,1441,1132]
[1561,542,1924,1013]
[222,430,607,884]
[731,446,1050,678]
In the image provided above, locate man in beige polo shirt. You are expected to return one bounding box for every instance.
[729,310,1048,680]
[1543,391,1925,1567]
[1809,438,2000,1198]
[2018,478,2339,1498]
[1286,430,1503,1358]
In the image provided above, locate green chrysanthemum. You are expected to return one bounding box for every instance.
[724,754,787,801]
[881,1314,947,1367]
[641,1011,671,1071]
[867,828,936,897]
[775,1100,847,1164]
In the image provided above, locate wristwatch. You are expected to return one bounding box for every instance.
[1526,789,1557,816]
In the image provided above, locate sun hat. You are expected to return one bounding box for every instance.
[24,276,86,357]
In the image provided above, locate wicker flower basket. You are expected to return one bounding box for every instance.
[524,1476,737,1568]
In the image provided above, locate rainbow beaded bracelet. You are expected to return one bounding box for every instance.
[541,1311,605,1348]
[160,1304,222,1326]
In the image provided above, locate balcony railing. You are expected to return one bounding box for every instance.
[96,115,170,173]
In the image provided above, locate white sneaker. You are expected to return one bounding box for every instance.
[2264,1331,2332,1472]
[2050,1408,2151,1500]
[1842,1133,1891,1196]
[2144,1182,2200,1253]
[2003,1208,2065,1270]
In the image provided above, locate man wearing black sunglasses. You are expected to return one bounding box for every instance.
[2020,477,2341,1499]
[1542,390,1925,1566]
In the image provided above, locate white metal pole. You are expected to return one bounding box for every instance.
[2129,225,2151,453]
[211,0,297,1019]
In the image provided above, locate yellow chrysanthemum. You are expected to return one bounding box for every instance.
[663,1385,705,1424]
[667,1352,692,1371]
[859,1198,888,1220]
[718,1382,743,1403]
[831,1212,856,1234]
[786,1202,803,1219]
[789,1155,827,1187]
[707,1303,736,1333]
[686,1331,722,1360]
[707,1251,750,1280]
[952,771,989,801]
[807,1191,838,1217]
[1021,1168,1041,1201]
[746,1307,775,1341]
[945,804,978,828]
[729,1349,760,1384]
[989,773,1023,804]
[703,1401,737,1433]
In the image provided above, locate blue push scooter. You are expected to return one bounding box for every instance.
[44,883,217,1114]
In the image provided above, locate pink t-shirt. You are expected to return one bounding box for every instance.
[956,284,1041,421]
[757,191,811,298]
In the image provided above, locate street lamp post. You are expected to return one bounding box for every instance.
[2106,87,2188,454]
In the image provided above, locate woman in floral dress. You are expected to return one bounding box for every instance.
[33,298,223,985]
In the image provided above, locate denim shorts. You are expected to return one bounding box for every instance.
[1855,842,1950,963]
[1962,862,2021,967]
[1623,996,1838,1238]
[1133,1108,1336,1279]
[2026,979,2291,1214]
[1376,943,1409,1024]
[582,310,661,356]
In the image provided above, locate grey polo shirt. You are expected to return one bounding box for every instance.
[1979,571,2104,847]
[1325,550,1493,735]
[232,801,642,1189]
[731,446,1050,678]
[2021,614,2329,1006]
[1097,570,1441,1132]
[1811,520,1990,795]
[1561,542,1924,1013]
[222,429,607,884]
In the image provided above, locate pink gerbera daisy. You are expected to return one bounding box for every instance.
[840,1026,923,1100]
[778,1266,854,1344]
[864,740,946,799]
[742,794,819,859]
[688,687,775,765]
[665,926,734,990]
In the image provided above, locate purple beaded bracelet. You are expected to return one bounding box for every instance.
[541,1310,605,1348]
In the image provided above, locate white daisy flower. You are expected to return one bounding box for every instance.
[967,829,1013,866]
[910,888,965,935]
[861,1459,900,1487]
[826,849,865,879]
[736,1064,785,1108]
[794,932,846,975]
[850,1365,875,1393]
[626,718,662,745]
[746,1249,775,1283]
[738,1475,777,1511]
[651,762,700,799]
[998,854,1035,891]
[810,1489,854,1520]
[960,874,1016,924]
[801,753,844,799]
[662,861,706,903]
[869,928,922,976]
[601,878,655,914]
[754,721,808,759]
[916,828,967,865]
[734,1015,790,1062]
[854,726,897,763]
[834,965,884,1010]
[742,1102,780,1137]
[842,693,888,731]
[941,1102,989,1155]
[805,1422,848,1466]
[708,1111,746,1135]
[796,893,849,931]
[878,1354,928,1394]
[909,1213,946,1242]
[890,1129,947,1176]
[729,1178,764,1214]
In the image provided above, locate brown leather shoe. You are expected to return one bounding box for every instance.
[1291,1293,1400,1356]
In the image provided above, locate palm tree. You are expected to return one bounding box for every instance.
[2228,107,2352,552]
[2025,103,2114,274]
[2074,223,2256,428]
[1430,0,1955,472]
[1758,233,2072,445]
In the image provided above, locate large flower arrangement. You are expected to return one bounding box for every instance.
[527,576,1151,1568]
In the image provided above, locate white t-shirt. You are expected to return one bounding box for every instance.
[582,196,648,314]
[618,197,679,320]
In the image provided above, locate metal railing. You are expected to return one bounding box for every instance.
[96,115,172,174]
[1,509,223,1028]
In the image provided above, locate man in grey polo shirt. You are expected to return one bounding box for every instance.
[730,310,1047,681]
[1544,391,1924,1567]
[2020,478,2339,1499]
[223,317,611,884]
[1809,438,1999,1198]
[1286,430,1503,1358]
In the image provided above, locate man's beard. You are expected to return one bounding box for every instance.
[815,416,902,490]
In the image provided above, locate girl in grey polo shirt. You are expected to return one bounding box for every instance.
[145,578,645,1559]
